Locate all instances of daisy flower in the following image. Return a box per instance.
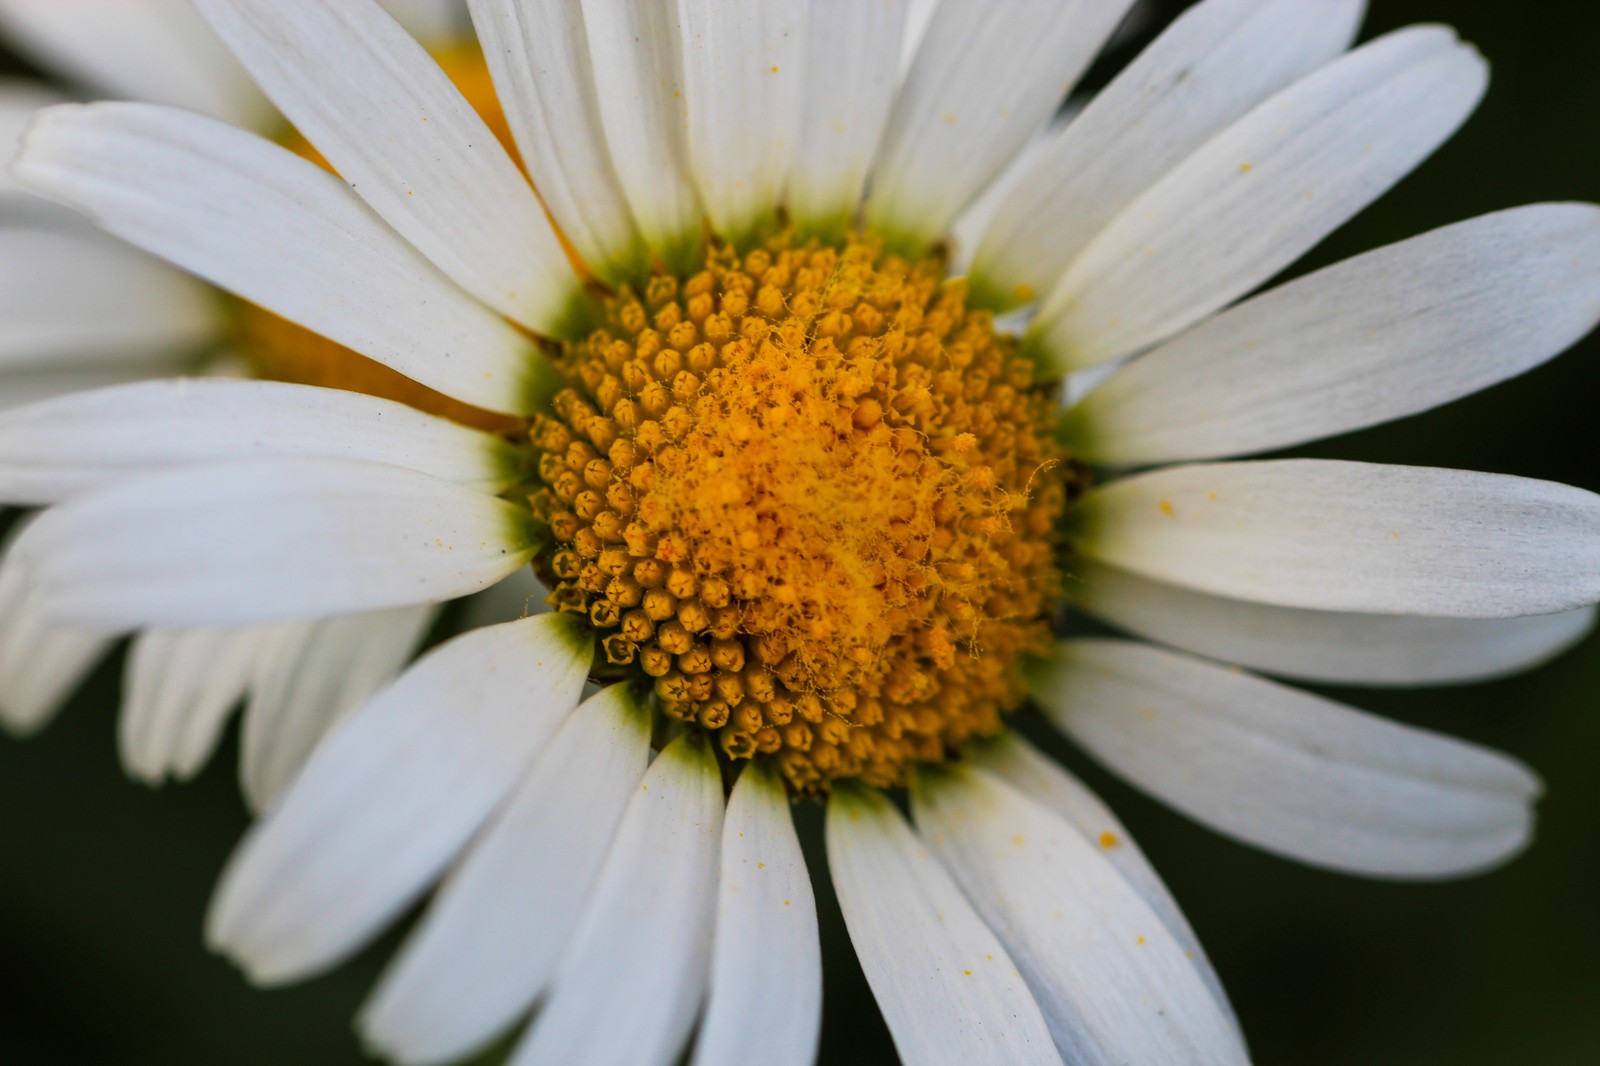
[8,0,1600,1063]
[0,0,550,810]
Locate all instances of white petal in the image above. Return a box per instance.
[971,0,1364,311]
[1070,204,1600,464]
[0,79,65,205]
[120,623,273,784]
[949,105,1081,278]
[361,683,652,1066]
[0,379,529,506]
[1035,638,1542,878]
[14,456,539,631]
[1029,25,1487,373]
[0,529,109,735]
[464,0,649,284]
[0,223,219,374]
[679,0,805,242]
[826,785,1062,1066]
[1065,360,1124,407]
[381,0,468,42]
[1071,459,1600,618]
[241,604,437,812]
[206,612,591,985]
[867,0,1137,252]
[510,734,724,1066]
[0,0,273,128]
[191,0,582,336]
[14,102,548,416]
[1075,559,1596,687]
[0,364,200,413]
[578,0,704,272]
[914,766,1249,1065]
[898,0,939,76]
[693,762,821,1066]
[786,0,907,237]
[968,732,1236,1024]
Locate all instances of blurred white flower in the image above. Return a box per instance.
[0,0,513,807]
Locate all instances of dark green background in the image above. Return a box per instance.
[4,2,1599,1062]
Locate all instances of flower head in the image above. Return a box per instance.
[5,0,1600,1064]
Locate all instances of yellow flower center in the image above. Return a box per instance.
[531,233,1073,792]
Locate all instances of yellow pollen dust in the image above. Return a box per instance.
[530,232,1073,792]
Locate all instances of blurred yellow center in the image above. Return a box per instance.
[531,233,1072,792]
